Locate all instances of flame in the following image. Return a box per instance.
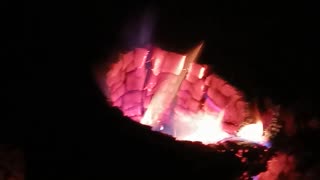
[110,43,268,145]
[237,120,265,143]
[140,78,266,145]
[141,104,267,145]
[176,110,230,144]
[141,84,266,145]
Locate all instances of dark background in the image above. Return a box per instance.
[5,0,320,179]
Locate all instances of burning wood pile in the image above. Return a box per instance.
[96,43,317,179]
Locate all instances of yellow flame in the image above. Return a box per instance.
[176,110,230,144]
[142,107,266,144]
[237,120,265,143]
[198,66,206,79]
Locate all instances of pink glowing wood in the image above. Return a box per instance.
[161,53,186,75]
[126,48,148,72]
[109,80,122,95]
[113,98,122,108]
[179,80,191,92]
[109,85,125,102]
[176,92,190,111]
[121,51,133,71]
[220,84,238,97]
[188,98,201,112]
[205,74,226,88]
[122,91,142,110]
[187,63,206,80]
[104,46,249,134]
[207,87,230,108]
[126,69,146,91]
[148,73,178,96]
[133,48,149,68]
[190,80,205,101]
[123,105,141,118]
[143,95,152,109]
[144,73,158,96]
[106,64,124,87]
[150,47,167,76]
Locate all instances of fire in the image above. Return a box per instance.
[141,103,266,145]
[176,110,230,144]
[95,32,287,178]
[237,120,265,143]
[104,43,270,146]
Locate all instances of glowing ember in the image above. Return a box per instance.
[102,43,270,146]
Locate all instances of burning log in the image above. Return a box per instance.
[97,43,281,178]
